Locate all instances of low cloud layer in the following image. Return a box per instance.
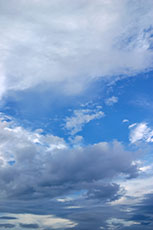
[0,114,152,228]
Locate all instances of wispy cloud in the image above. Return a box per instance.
[129,122,153,144]
[105,96,118,106]
[64,108,104,135]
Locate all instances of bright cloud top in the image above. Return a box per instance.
[0,0,153,98]
[129,122,153,144]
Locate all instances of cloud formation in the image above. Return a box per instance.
[105,96,118,106]
[0,114,138,205]
[129,122,153,144]
[0,0,153,98]
[64,108,104,135]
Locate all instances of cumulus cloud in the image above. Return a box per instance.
[64,108,104,135]
[105,96,118,106]
[0,114,138,205]
[129,122,153,144]
[0,0,153,98]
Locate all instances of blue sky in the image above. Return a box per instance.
[0,0,153,229]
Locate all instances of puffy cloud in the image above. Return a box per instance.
[2,114,151,229]
[64,108,104,135]
[86,183,122,202]
[105,96,118,106]
[0,114,138,204]
[129,122,153,144]
[0,0,153,98]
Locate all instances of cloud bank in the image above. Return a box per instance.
[0,0,153,98]
[0,114,138,204]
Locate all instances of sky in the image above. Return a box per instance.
[0,0,153,229]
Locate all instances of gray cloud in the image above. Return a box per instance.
[0,115,149,230]
[64,108,104,135]
[19,223,39,228]
[0,217,17,220]
[0,224,15,228]
[0,116,138,205]
[86,183,122,202]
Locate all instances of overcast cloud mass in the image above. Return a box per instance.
[0,0,153,229]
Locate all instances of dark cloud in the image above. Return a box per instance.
[86,183,123,201]
[0,224,15,228]
[19,223,39,228]
[128,193,153,228]
[0,118,147,229]
[0,217,17,220]
[0,119,139,203]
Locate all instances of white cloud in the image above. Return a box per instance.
[105,96,118,106]
[106,218,139,229]
[122,119,129,123]
[0,0,153,98]
[129,122,153,144]
[64,108,104,135]
[1,213,77,229]
[111,164,153,206]
[68,135,83,146]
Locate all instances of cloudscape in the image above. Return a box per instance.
[0,0,153,229]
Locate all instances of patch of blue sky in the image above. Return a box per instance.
[8,160,16,166]
[1,71,153,146]
[69,71,153,145]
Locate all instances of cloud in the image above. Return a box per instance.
[1,114,153,229]
[0,217,17,220]
[0,114,138,205]
[86,183,122,202]
[129,122,153,144]
[106,218,139,229]
[119,193,153,229]
[68,135,83,146]
[105,96,118,106]
[0,224,15,228]
[0,0,153,98]
[19,223,39,228]
[64,108,104,135]
[0,213,77,230]
[122,119,129,123]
